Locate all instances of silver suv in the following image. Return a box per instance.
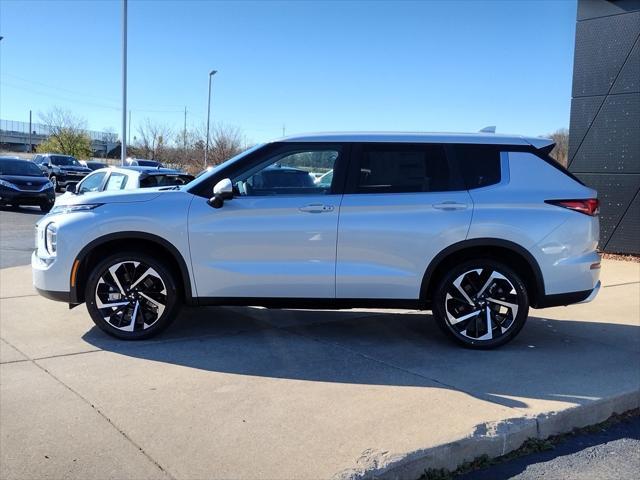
[32,132,601,348]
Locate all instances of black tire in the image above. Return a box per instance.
[85,251,180,340]
[40,202,53,213]
[432,259,529,349]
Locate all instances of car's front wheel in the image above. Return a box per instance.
[85,252,180,339]
[432,260,529,349]
[50,175,59,192]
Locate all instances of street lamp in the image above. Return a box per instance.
[121,0,128,166]
[204,69,217,167]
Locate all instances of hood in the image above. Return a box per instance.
[56,187,168,206]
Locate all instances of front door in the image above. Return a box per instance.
[188,144,345,299]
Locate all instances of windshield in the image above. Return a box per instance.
[51,155,81,166]
[187,143,264,190]
[135,160,161,167]
[0,159,44,176]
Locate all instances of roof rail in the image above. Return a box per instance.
[479,126,496,133]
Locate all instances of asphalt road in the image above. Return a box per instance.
[460,414,640,480]
[0,205,44,268]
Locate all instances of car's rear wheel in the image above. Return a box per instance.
[85,252,180,339]
[432,260,529,349]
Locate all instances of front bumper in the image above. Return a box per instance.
[0,187,55,206]
[32,251,73,303]
[35,286,71,303]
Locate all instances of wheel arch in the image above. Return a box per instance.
[70,231,195,306]
[420,238,545,307]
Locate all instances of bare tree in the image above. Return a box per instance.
[209,123,247,165]
[547,128,569,167]
[136,119,173,161]
[37,107,92,158]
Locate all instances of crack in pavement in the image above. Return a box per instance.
[0,336,176,479]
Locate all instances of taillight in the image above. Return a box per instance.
[545,199,599,216]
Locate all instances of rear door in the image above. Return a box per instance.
[336,142,473,299]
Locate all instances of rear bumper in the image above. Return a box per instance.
[534,280,601,308]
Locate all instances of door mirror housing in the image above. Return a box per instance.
[208,178,234,209]
[66,183,78,194]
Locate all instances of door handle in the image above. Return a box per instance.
[299,204,334,213]
[433,201,468,211]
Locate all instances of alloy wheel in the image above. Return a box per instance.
[443,268,520,341]
[95,260,168,332]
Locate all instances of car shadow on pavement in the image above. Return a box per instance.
[82,307,640,411]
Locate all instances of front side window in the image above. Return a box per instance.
[233,147,340,196]
[78,172,106,193]
[104,172,128,190]
[355,143,453,193]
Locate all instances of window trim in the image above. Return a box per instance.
[188,142,351,198]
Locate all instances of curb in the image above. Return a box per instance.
[333,390,640,480]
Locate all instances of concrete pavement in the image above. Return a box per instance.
[0,260,639,479]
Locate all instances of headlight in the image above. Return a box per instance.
[50,203,103,215]
[0,179,18,189]
[45,223,57,256]
[44,180,54,189]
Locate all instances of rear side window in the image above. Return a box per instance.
[105,172,128,190]
[355,143,454,193]
[453,145,501,189]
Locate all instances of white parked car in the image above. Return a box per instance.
[63,166,194,195]
[32,132,600,348]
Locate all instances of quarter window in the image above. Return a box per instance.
[453,145,501,189]
[356,143,453,193]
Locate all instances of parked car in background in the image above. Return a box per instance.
[0,156,55,212]
[83,160,109,171]
[32,132,600,348]
[65,166,194,195]
[32,153,92,192]
[125,158,163,168]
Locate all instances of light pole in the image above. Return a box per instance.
[204,69,217,167]
[121,0,128,166]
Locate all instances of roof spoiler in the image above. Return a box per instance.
[479,126,496,133]
[526,137,555,154]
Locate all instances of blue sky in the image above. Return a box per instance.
[0,0,577,143]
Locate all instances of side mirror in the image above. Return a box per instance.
[207,178,233,209]
[66,183,78,194]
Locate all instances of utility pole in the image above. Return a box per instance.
[28,110,32,152]
[128,110,131,144]
[204,69,217,167]
[282,124,286,137]
[183,106,187,150]
[121,0,128,166]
